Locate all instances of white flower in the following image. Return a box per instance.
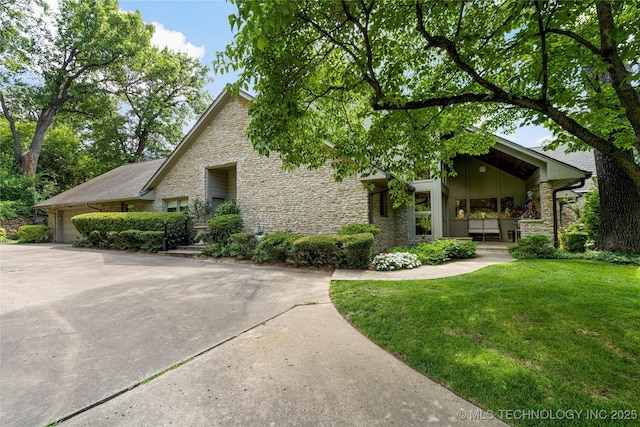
[373,252,421,271]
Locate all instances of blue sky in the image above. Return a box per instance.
[120,0,551,147]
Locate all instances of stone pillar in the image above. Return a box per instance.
[520,182,555,240]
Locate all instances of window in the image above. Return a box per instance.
[414,191,432,236]
[469,198,498,218]
[455,199,467,219]
[165,198,188,212]
[379,191,388,217]
[500,196,516,218]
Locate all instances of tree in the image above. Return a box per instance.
[89,46,212,164]
[218,0,640,253]
[0,0,152,177]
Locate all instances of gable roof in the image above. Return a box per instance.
[530,144,596,191]
[34,158,165,208]
[142,89,254,191]
[530,145,596,175]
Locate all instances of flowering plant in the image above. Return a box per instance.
[373,252,421,271]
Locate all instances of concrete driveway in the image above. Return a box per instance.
[1,244,330,426]
[1,244,505,427]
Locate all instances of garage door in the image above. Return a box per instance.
[60,208,93,243]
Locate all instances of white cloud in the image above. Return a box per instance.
[151,22,205,60]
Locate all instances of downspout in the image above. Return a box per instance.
[552,178,587,247]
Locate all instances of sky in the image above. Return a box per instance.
[117,0,552,148]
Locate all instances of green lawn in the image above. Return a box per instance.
[331,260,640,426]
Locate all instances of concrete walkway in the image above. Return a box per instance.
[332,251,515,281]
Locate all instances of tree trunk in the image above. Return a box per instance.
[22,105,58,177]
[594,150,640,254]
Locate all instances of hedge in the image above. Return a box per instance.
[17,225,50,243]
[252,232,300,263]
[71,212,190,248]
[291,233,375,269]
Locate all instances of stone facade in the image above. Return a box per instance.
[370,190,410,253]
[519,182,555,240]
[153,96,370,237]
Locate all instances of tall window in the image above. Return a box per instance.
[415,191,432,236]
[165,198,188,212]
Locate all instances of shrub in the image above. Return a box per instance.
[0,227,6,242]
[228,232,257,259]
[581,187,600,243]
[253,232,300,263]
[508,235,558,259]
[139,231,164,252]
[194,231,209,244]
[207,214,243,244]
[390,239,477,265]
[201,242,230,258]
[290,233,375,268]
[337,223,381,236]
[373,252,421,271]
[17,225,49,243]
[559,231,588,253]
[291,235,341,267]
[71,212,190,248]
[215,200,240,216]
[338,233,376,269]
[119,229,144,250]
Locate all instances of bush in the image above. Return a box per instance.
[508,235,558,259]
[390,239,476,265]
[559,231,588,253]
[228,232,257,259]
[71,212,190,248]
[291,233,375,268]
[252,232,300,263]
[373,252,421,271]
[581,187,600,243]
[215,200,240,216]
[291,235,341,267]
[338,233,376,269]
[194,231,209,244]
[201,242,230,258]
[17,225,49,243]
[0,227,6,242]
[337,223,381,236]
[207,214,243,244]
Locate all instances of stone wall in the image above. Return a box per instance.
[1,216,35,238]
[153,96,371,237]
[520,182,555,240]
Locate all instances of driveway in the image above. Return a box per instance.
[1,244,330,426]
[1,244,505,426]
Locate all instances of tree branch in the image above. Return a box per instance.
[545,28,601,55]
[534,0,549,100]
[0,91,23,166]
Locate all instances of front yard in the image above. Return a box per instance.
[331,260,640,426]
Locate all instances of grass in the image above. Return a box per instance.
[331,260,640,426]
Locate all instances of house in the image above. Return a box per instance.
[34,159,164,242]
[37,89,591,249]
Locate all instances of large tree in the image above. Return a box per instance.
[88,46,212,166]
[218,0,640,253]
[0,0,152,178]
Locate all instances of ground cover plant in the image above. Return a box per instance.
[383,239,477,268]
[331,260,640,426]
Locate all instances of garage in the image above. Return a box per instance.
[57,208,93,243]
